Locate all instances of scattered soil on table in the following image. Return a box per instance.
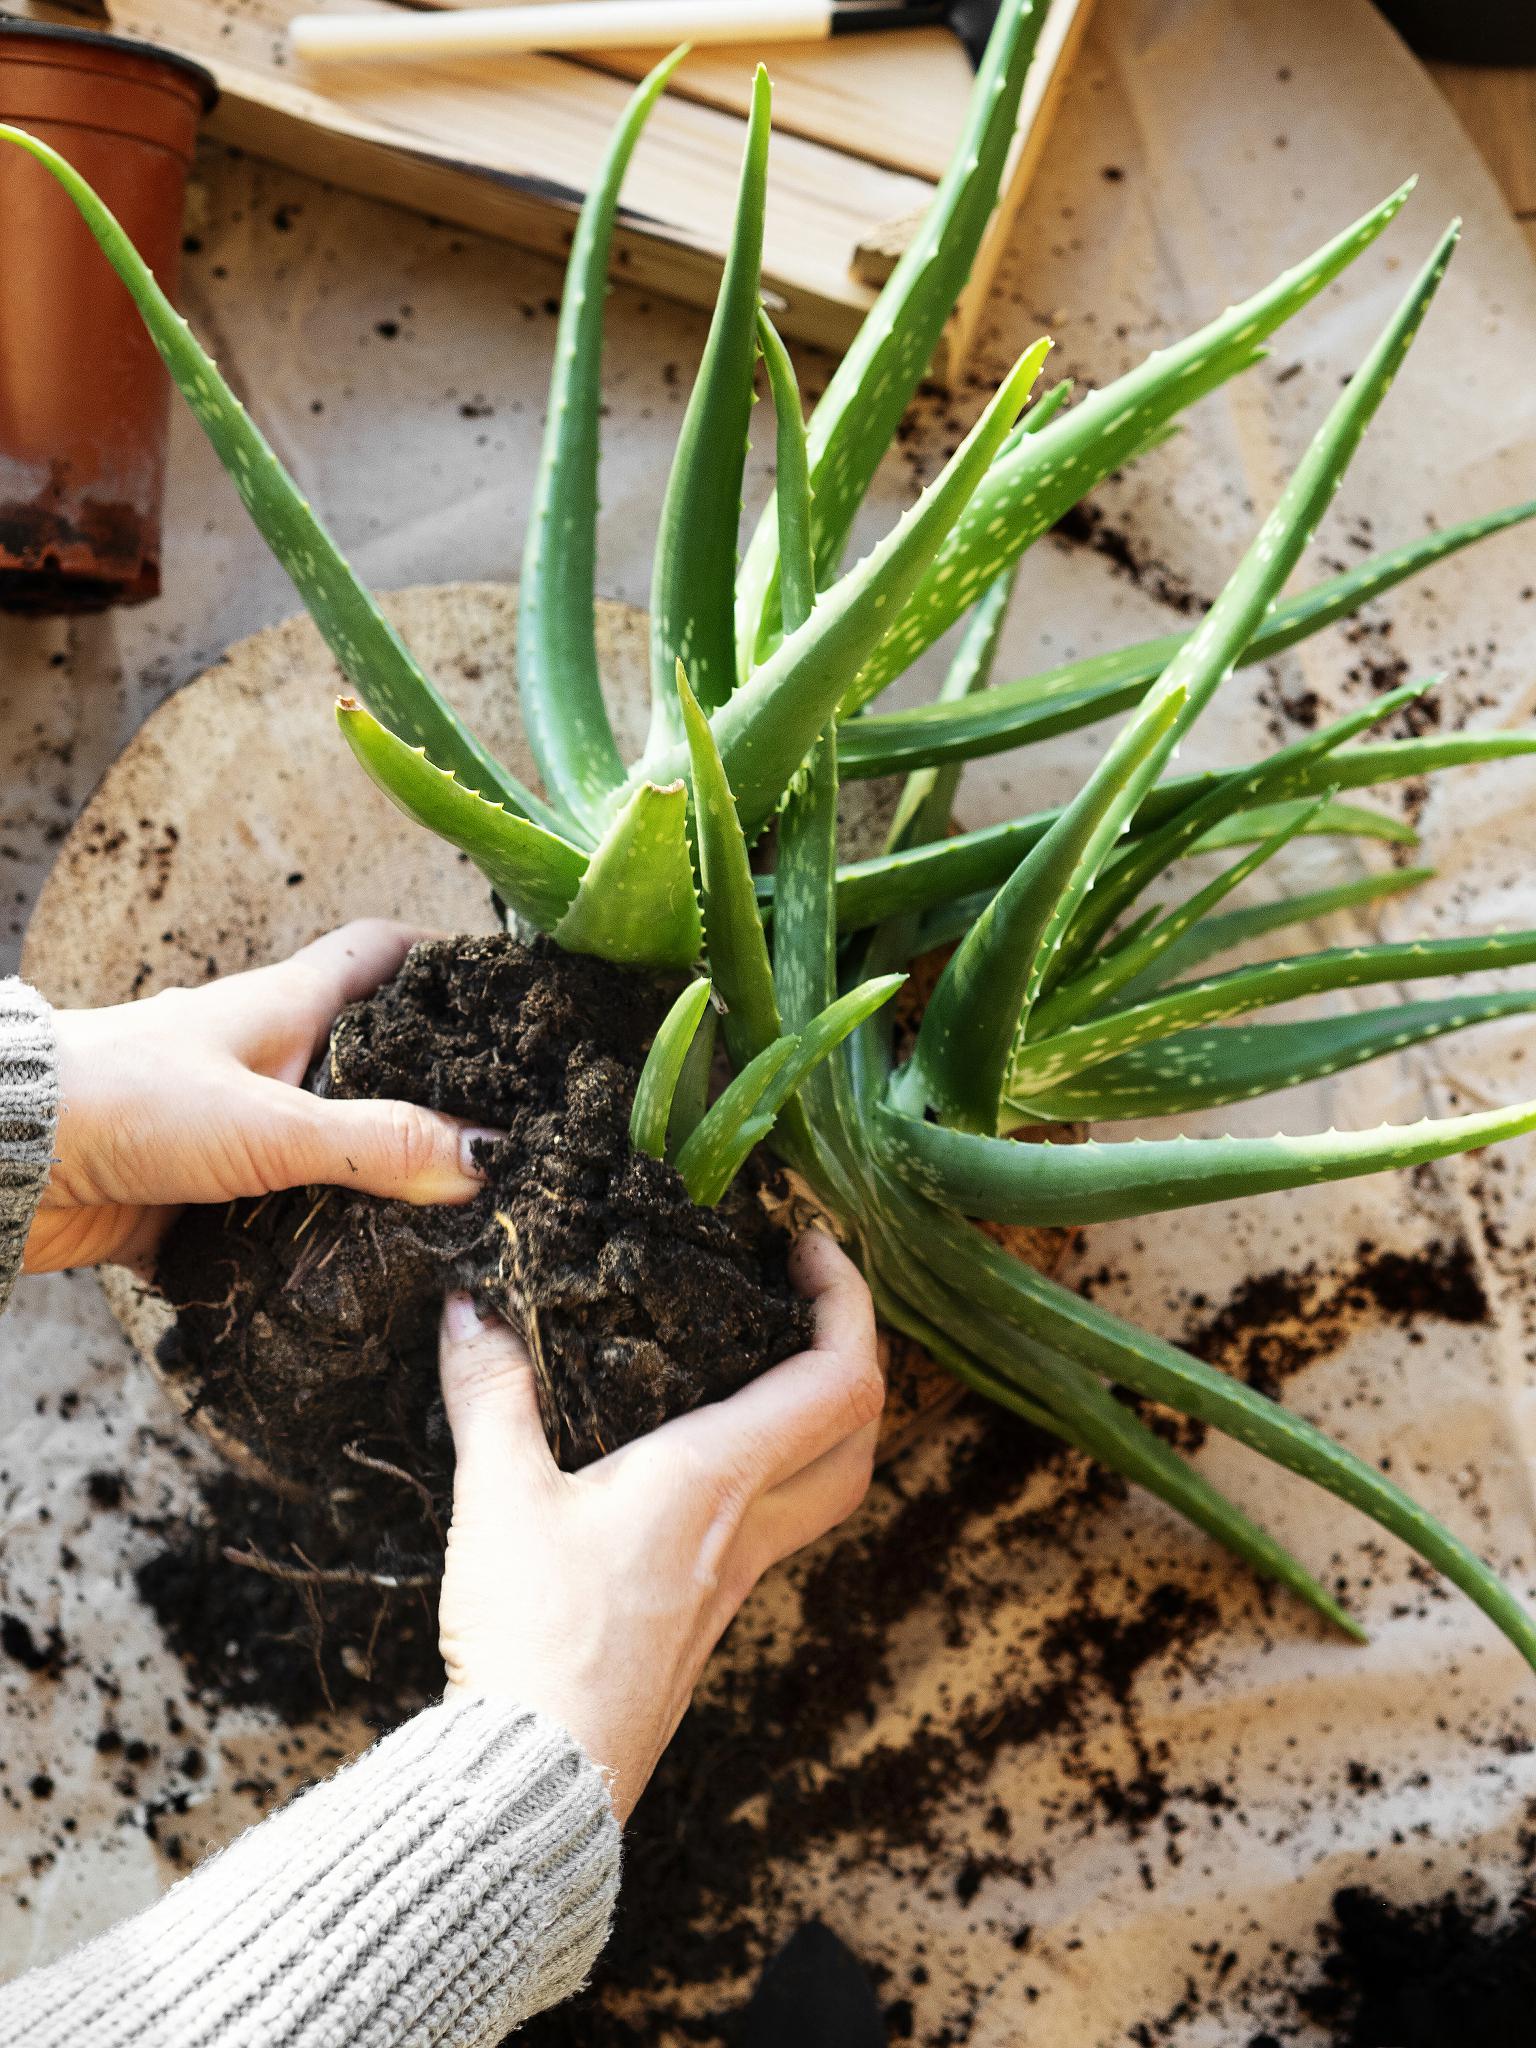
[138,1196,1502,2042]
[1051,501,1207,617]
[1252,1883,1536,2047]
[1176,1237,1489,1399]
[140,1398,1231,2044]
[154,936,810,1547]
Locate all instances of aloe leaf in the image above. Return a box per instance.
[771,726,880,1220]
[1110,867,1434,1005]
[869,1243,1360,1635]
[1201,796,1411,851]
[840,500,1536,777]
[672,1035,798,1203]
[899,689,1188,1133]
[631,978,714,1159]
[677,663,782,1068]
[873,1249,1362,1637]
[846,182,1420,707]
[811,729,1534,932]
[1279,730,1536,799]
[1014,922,1536,1094]
[1009,992,1536,1123]
[0,124,566,837]
[646,66,772,756]
[734,0,1050,672]
[667,999,717,1155]
[335,701,586,928]
[1047,678,1437,988]
[520,51,684,830]
[552,780,702,968]
[699,975,905,1203]
[683,339,1051,838]
[1035,792,1336,1038]
[931,1230,1536,1669]
[873,1089,1536,1225]
[886,565,1019,860]
[847,667,1160,779]
[772,727,844,1161]
[1071,222,1461,840]
[756,311,816,637]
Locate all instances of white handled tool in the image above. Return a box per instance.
[290,1,992,68]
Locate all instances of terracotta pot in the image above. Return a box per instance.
[0,22,215,615]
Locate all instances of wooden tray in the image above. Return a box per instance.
[18,0,1093,370]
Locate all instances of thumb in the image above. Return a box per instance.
[439,1291,553,1483]
[250,1079,499,1205]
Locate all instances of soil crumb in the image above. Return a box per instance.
[1254,1883,1536,2047]
[1180,1238,1488,1399]
[154,936,810,1530]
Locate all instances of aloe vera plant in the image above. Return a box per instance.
[14,0,1536,1666]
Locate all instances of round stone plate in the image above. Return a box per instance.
[22,583,1053,1468]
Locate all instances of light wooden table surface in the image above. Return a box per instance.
[1430,63,1536,257]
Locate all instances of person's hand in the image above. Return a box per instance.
[436,1228,882,1822]
[25,920,497,1275]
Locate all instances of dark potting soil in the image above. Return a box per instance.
[154,936,811,1535]
[1253,1884,1536,2047]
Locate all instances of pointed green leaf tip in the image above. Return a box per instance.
[336,701,586,930]
[631,978,714,1160]
[874,1091,1536,1227]
[520,48,687,830]
[646,62,772,755]
[552,780,703,968]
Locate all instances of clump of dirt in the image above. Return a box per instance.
[1051,501,1207,617]
[1178,1238,1488,1399]
[1254,1884,1536,2047]
[154,936,811,1535]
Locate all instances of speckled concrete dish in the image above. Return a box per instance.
[21,582,1063,1476]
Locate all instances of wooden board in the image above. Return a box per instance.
[17,0,1094,370]
[1429,61,1536,262]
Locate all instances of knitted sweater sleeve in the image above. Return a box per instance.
[0,1698,621,2047]
[0,979,59,1315]
[0,981,622,2043]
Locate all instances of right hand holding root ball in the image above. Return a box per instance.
[435,1228,882,1821]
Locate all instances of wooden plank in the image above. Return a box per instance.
[18,0,1091,369]
[572,31,977,183]
[1428,60,1536,264]
[1428,61,1536,216]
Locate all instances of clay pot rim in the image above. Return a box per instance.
[0,19,219,114]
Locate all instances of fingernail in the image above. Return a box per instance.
[458,1126,501,1181]
[444,1291,483,1343]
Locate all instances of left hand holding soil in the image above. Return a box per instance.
[24,920,500,1274]
[436,1228,884,1822]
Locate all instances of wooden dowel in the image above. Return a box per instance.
[292,0,836,63]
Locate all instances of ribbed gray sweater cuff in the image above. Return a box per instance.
[0,1695,621,2047]
[0,978,58,1312]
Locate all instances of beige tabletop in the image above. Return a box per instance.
[5,4,1536,2043]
